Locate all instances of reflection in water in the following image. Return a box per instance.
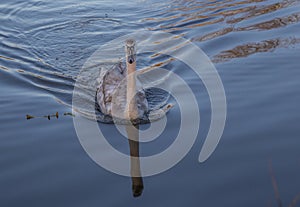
[143,0,268,32]
[212,37,300,62]
[193,27,234,42]
[145,0,298,32]
[143,0,300,63]
[226,0,299,24]
[195,12,300,42]
[238,12,300,31]
[269,160,300,206]
[126,125,144,197]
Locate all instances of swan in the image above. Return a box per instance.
[31,39,166,196]
[95,39,173,197]
[96,39,173,124]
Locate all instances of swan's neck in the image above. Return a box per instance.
[126,61,138,120]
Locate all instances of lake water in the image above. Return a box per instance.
[1,0,300,206]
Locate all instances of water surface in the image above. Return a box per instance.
[1,0,300,206]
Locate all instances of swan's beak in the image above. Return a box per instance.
[125,39,136,64]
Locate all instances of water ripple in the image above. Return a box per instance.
[1,0,300,205]
[212,36,300,62]
[1,0,300,107]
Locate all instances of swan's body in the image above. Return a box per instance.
[96,62,147,121]
[96,39,172,124]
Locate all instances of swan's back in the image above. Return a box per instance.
[96,62,148,121]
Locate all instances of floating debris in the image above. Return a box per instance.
[26,114,35,120]
[64,112,75,117]
[25,112,74,120]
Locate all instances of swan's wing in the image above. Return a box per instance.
[96,61,126,122]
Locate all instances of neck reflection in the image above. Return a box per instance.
[126,124,144,197]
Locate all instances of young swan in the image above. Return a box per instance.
[96,39,173,124]
[95,39,174,197]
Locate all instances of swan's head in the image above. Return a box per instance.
[125,39,136,64]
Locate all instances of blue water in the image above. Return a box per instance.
[1,0,300,206]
